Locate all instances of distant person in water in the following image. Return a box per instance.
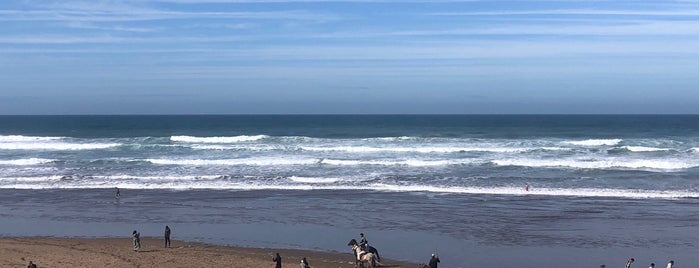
[666,260,674,268]
[625,258,635,268]
[525,184,529,191]
[27,261,37,268]
[273,253,282,268]
[164,225,171,248]
[115,187,120,199]
[428,254,440,268]
[132,230,141,251]
[300,257,310,268]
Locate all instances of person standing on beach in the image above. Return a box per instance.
[132,230,141,251]
[649,263,655,268]
[300,257,310,268]
[164,225,171,248]
[27,261,37,268]
[429,253,440,268]
[666,260,674,268]
[273,253,282,268]
[115,187,120,200]
[625,258,635,268]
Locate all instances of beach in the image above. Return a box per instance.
[0,237,417,268]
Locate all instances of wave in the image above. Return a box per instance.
[319,158,475,167]
[288,176,342,184]
[0,158,56,165]
[0,142,121,150]
[146,158,319,166]
[300,146,536,153]
[170,135,268,143]
[0,135,63,142]
[1,177,696,199]
[492,158,698,170]
[621,146,670,152]
[189,144,279,151]
[562,139,622,146]
[0,175,64,182]
[364,185,699,199]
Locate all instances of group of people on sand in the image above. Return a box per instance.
[131,225,172,252]
[272,252,310,268]
[600,258,674,268]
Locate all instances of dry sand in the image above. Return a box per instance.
[0,237,418,268]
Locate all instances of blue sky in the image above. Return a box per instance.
[1,0,698,114]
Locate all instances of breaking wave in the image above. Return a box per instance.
[170,135,268,143]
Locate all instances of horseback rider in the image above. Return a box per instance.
[359,233,368,249]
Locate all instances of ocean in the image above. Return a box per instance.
[1,115,698,267]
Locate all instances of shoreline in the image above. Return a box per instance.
[0,236,419,268]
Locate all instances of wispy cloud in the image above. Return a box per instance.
[431,9,699,16]
[0,8,339,22]
[66,22,159,32]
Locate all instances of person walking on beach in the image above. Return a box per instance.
[27,261,37,268]
[300,257,310,268]
[164,225,171,248]
[429,253,440,268]
[273,253,282,268]
[115,187,120,200]
[649,263,655,268]
[132,230,141,251]
[625,258,635,268]
[666,260,674,268]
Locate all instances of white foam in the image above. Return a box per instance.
[0,142,120,150]
[289,176,342,184]
[190,144,278,151]
[1,179,696,200]
[0,175,64,182]
[0,158,56,165]
[492,158,698,170]
[0,135,62,142]
[365,184,699,199]
[563,139,622,146]
[319,158,475,167]
[301,146,532,153]
[147,158,318,166]
[171,135,268,143]
[623,146,669,152]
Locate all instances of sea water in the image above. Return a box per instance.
[1,115,698,267]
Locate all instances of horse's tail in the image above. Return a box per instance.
[368,246,381,262]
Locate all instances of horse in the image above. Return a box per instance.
[348,239,380,268]
[348,239,381,261]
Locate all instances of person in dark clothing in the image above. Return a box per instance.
[625,258,635,268]
[273,253,282,268]
[27,261,37,268]
[428,254,440,268]
[164,225,171,248]
[115,187,120,200]
[132,230,141,251]
[359,233,368,249]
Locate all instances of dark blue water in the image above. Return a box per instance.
[1,115,698,267]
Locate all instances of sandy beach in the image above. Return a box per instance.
[0,237,418,268]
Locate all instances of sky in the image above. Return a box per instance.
[1,0,698,114]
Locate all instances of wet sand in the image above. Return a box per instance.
[0,237,418,268]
